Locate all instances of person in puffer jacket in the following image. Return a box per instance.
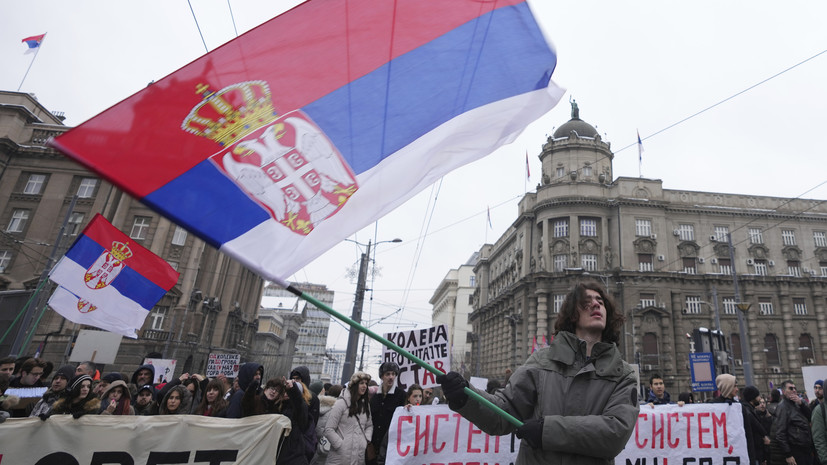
[310,390,340,465]
[438,280,640,465]
[324,372,372,465]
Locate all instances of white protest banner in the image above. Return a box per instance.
[386,404,519,465]
[144,357,176,384]
[617,403,748,465]
[207,353,242,378]
[383,324,450,389]
[0,414,290,464]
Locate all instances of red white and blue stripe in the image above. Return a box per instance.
[51,0,563,281]
[21,33,45,51]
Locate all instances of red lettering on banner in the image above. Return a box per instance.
[414,415,430,455]
[683,412,695,448]
[667,412,680,448]
[432,414,450,453]
[453,413,463,453]
[397,415,413,456]
[652,412,665,449]
[423,361,446,385]
[712,412,727,449]
[636,413,649,448]
[698,412,711,448]
[467,422,483,453]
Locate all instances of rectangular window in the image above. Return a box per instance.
[553,254,567,272]
[677,224,694,241]
[23,174,46,194]
[469,275,476,287]
[149,306,168,330]
[821,262,827,277]
[782,229,796,246]
[722,297,737,315]
[793,298,807,315]
[759,297,774,315]
[638,254,654,272]
[640,293,656,309]
[685,296,702,314]
[67,212,84,236]
[553,219,569,238]
[583,165,592,177]
[635,219,652,237]
[713,226,730,242]
[748,228,764,244]
[171,226,188,246]
[718,258,732,275]
[787,260,801,277]
[754,259,768,276]
[0,250,11,272]
[6,209,30,233]
[815,231,827,248]
[76,178,98,198]
[580,218,597,237]
[556,167,565,178]
[553,294,565,313]
[682,257,696,274]
[130,216,151,240]
[581,254,597,271]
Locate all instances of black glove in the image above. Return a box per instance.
[38,413,49,421]
[436,372,468,409]
[515,417,544,449]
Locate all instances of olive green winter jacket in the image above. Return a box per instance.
[453,330,639,465]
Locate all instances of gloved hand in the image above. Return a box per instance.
[436,371,469,409]
[38,413,49,421]
[515,417,544,449]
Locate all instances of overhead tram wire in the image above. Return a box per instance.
[187,0,210,53]
[399,179,443,314]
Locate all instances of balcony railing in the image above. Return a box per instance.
[142,329,172,341]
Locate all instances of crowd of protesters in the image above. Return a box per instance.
[0,354,444,465]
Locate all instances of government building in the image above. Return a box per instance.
[466,103,827,396]
[0,90,300,376]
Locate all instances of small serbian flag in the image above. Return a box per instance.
[21,34,46,53]
[48,214,180,338]
[526,151,531,180]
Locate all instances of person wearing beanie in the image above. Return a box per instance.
[772,379,813,465]
[29,364,75,418]
[368,362,405,465]
[810,379,824,416]
[49,374,100,419]
[309,380,324,396]
[711,374,757,465]
[740,386,769,465]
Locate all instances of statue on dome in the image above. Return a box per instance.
[569,97,579,119]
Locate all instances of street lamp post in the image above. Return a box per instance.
[727,233,755,386]
[340,237,401,385]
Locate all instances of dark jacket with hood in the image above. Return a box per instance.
[159,385,193,415]
[244,381,309,465]
[292,365,321,462]
[130,364,156,401]
[226,362,262,418]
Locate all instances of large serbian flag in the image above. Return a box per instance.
[50,0,563,282]
[48,214,180,338]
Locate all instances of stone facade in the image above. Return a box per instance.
[469,104,827,397]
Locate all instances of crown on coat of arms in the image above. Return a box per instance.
[181,81,278,147]
[109,241,133,262]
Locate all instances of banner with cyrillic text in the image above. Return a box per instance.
[0,414,290,464]
[207,353,242,378]
[617,403,748,465]
[386,404,519,465]
[383,324,450,389]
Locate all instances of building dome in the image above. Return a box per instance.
[552,99,599,138]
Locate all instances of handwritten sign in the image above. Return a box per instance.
[617,403,748,465]
[383,325,450,390]
[206,353,241,378]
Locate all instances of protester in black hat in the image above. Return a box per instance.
[368,361,405,465]
[741,385,770,465]
[29,364,75,418]
[50,374,100,419]
[134,384,158,415]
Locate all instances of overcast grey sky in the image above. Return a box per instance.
[3,2,827,365]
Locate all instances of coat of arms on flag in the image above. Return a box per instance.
[182,81,358,235]
[84,240,132,289]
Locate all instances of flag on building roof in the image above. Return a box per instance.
[525,151,531,180]
[50,0,563,282]
[48,214,180,338]
[21,34,46,53]
[637,130,644,162]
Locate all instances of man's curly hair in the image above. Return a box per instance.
[553,280,625,344]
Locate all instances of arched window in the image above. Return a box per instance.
[764,334,780,366]
[642,333,660,367]
[799,334,815,363]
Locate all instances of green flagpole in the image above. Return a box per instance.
[281,282,524,428]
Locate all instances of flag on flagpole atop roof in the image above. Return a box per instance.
[50,0,563,283]
[48,214,179,338]
[525,151,531,180]
[487,206,493,229]
[637,130,644,161]
[21,34,46,54]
